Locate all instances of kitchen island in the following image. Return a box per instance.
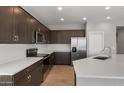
[73,54,124,86]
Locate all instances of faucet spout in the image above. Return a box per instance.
[102,47,111,58]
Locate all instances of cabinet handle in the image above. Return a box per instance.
[27,74,31,81]
[13,35,19,42]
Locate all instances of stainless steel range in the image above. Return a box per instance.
[26,48,49,57]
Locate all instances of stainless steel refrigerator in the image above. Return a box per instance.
[71,37,87,62]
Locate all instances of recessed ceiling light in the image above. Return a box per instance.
[105,6,111,10]
[83,17,87,21]
[106,16,111,19]
[58,7,63,11]
[60,18,64,21]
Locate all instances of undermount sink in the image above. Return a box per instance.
[93,56,109,60]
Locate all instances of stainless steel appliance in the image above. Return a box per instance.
[35,31,46,44]
[26,48,38,57]
[26,48,49,57]
[71,37,87,62]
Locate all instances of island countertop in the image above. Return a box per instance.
[73,54,124,85]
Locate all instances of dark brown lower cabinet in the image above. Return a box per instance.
[49,53,55,67]
[14,72,32,86]
[42,53,54,81]
[14,60,43,86]
[54,52,71,65]
[0,53,55,86]
[29,66,43,85]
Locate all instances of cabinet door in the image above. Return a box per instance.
[50,31,57,44]
[14,7,28,43]
[55,52,71,65]
[50,53,55,65]
[46,29,50,43]
[44,27,50,44]
[14,72,32,86]
[30,65,43,85]
[0,6,14,43]
[42,57,50,80]
[27,15,37,43]
[14,61,43,86]
[42,28,48,44]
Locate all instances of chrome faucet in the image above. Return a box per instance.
[102,47,111,58]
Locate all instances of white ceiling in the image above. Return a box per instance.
[22,6,124,30]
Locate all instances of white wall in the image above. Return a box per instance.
[48,24,85,30]
[87,20,118,55]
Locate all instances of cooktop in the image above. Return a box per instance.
[36,54,49,57]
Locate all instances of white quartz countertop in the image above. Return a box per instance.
[38,50,54,54]
[0,57,43,75]
[73,54,124,79]
[0,51,54,76]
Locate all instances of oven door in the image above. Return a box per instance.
[42,56,50,81]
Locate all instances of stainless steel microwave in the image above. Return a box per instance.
[35,31,46,43]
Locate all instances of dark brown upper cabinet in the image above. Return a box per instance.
[0,6,14,43]
[41,26,50,44]
[50,30,85,44]
[35,20,50,44]
[0,6,50,44]
[26,12,37,43]
[13,7,29,43]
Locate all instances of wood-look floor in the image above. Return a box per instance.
[42,65,74,86]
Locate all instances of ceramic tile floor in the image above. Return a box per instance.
[42,65,75,86]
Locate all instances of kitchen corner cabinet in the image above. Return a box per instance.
[0,6,50,44]
[36,21,50,44]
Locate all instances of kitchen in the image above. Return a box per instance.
[0,6,124,86]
